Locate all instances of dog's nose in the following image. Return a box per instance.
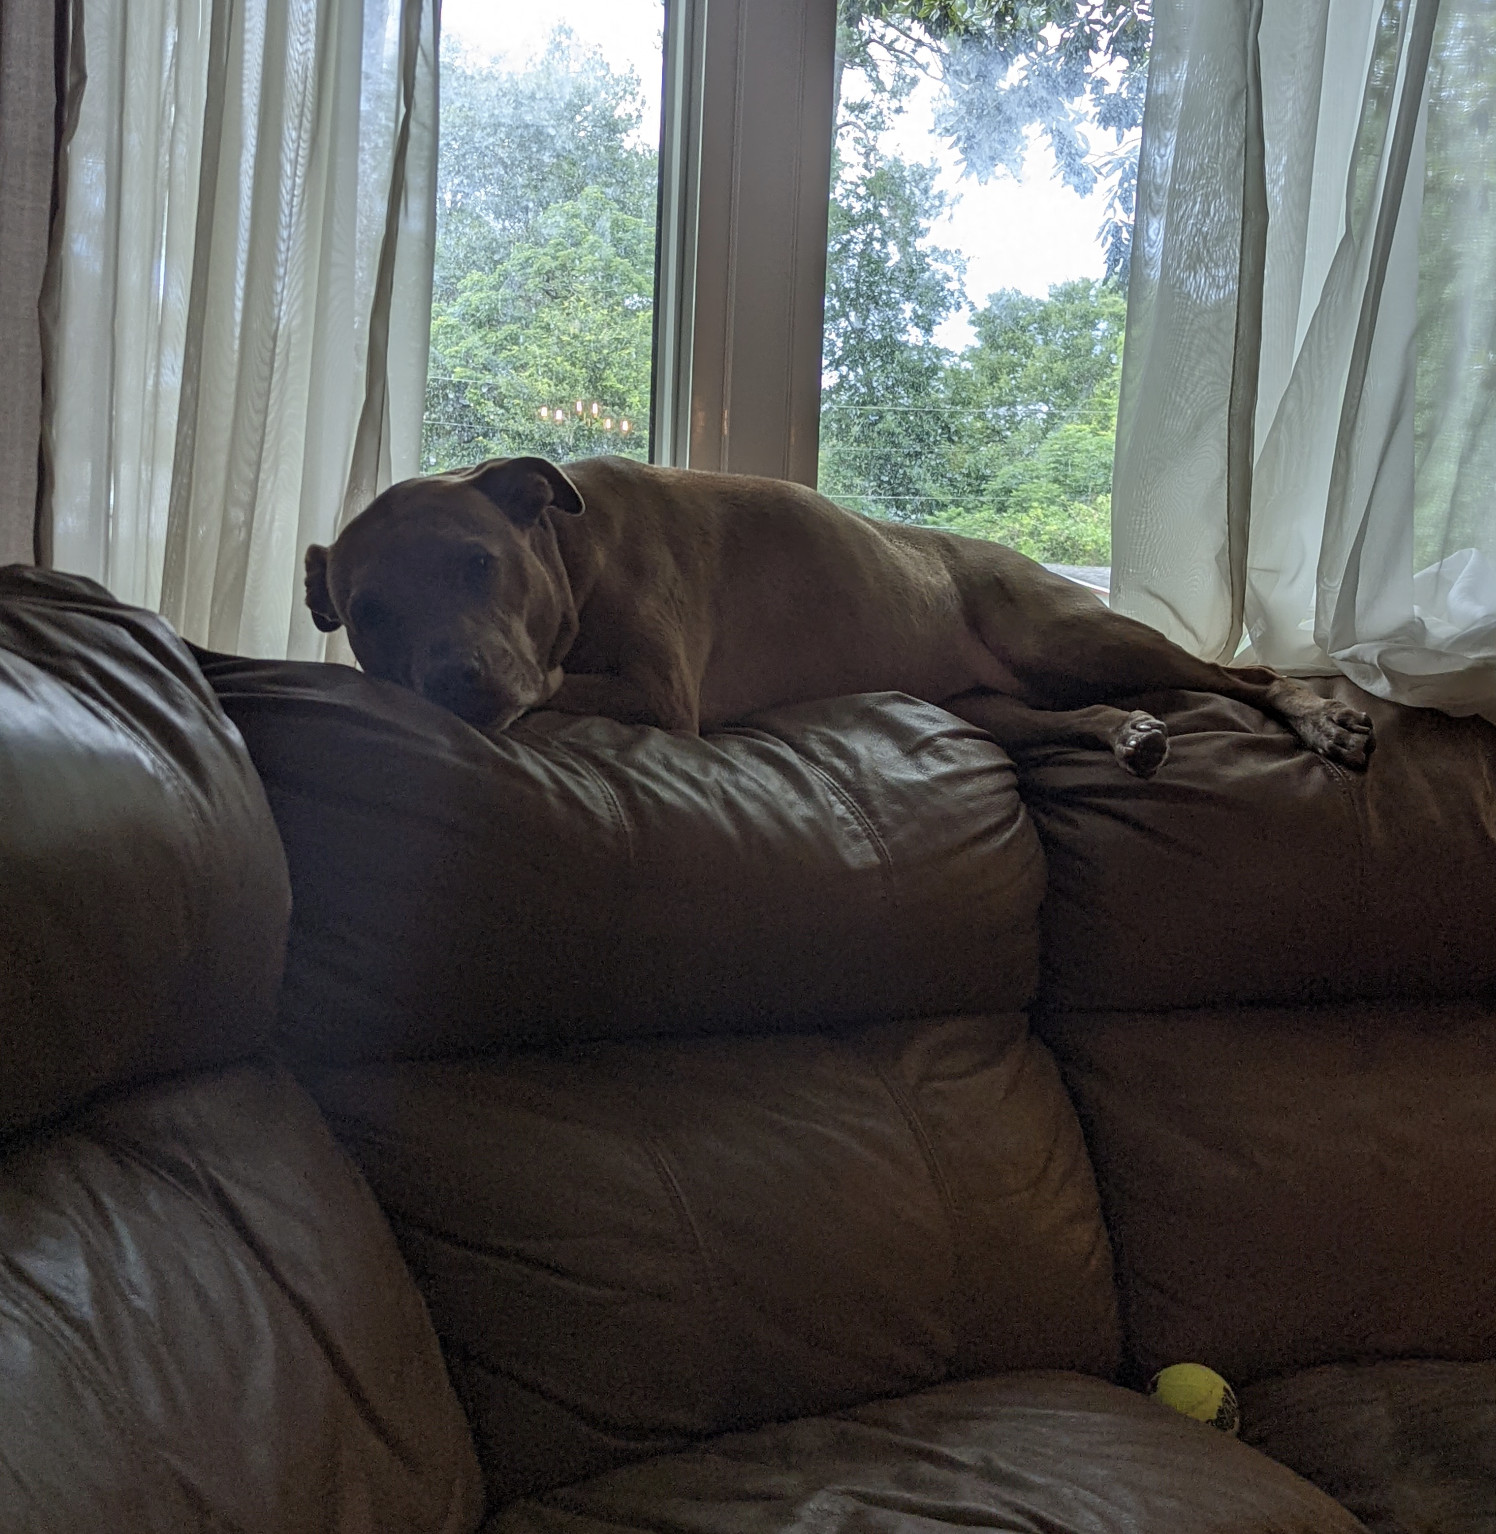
[422,657,505,725]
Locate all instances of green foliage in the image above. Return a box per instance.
[838,0,1151,278]
[432,30,656,292]
[933,424,1114,564]
[819,86,967,520]
[422,34,657,470]
[424,16,1136,569]
[425,187,654,467]
[936,278,1123,563]
[821,274,1124,563]
[816,2,1136,562]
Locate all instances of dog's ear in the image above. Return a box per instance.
[466,456,585,526]
[303,544,343,633]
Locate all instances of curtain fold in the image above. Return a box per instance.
[1113,0,1496,721]
[0,0,61,566]
[44,0,438,659]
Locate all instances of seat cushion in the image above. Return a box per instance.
[1241,1360,1496,1534]
[0,1064,483,1534]
[0,568,289,1132]
[1043,1002,1496,1386]
[487,1373,1364,1534]
[306,1013,1121,1503]
[200,653,1044,1062]
[947,678,1496,1012]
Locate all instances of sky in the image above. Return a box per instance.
[439,0,1116,353]
[876,74,1116,350]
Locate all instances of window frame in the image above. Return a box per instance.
[651,0,838,485]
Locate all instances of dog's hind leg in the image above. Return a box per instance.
[946,690,1170,778]
[969,569,1374,770]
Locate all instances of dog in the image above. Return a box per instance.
[302,454,1374,777]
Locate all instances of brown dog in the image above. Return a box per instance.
[303,454,1374,776]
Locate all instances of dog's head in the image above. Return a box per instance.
[304,456,585,730]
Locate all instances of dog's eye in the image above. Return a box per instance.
[465,548,494,589]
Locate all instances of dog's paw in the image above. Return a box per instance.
[1296,699,1375,770]
[1113,711,1169,778]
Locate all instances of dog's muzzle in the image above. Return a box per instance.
[421,657,513,728]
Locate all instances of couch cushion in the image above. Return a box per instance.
[199,654,1044,1063]
[1240,1360,1496,1534]
[1043,1002,1496,1386]
[0,1063,483,1534]
[306,1013,1120,1503]
[948,678,1496,1011]
[487,1374,1364,1534]
[0,568,290,1132]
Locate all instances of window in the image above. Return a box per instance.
[818,4,1152,595]
[422,1,667,471]
[44,0,1496,708]
[426,0,1155,600]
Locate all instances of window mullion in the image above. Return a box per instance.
[662,0,836,484]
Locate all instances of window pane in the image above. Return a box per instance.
[423,2,666,471]
[819,5,1153,597]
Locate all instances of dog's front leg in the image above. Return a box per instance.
[948,690,1170,777]
[541,671,699,732]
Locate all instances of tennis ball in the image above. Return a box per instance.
[1147,1363,1241,1435]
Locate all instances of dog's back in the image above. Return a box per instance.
[556,457,1031,721]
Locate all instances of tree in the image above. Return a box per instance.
[431,30,656,294]
[837,1,1152,279]
[423,34,658,471]
[425,188,655,468]
[818,87,967,520]
[956,279,1126,437]
[926,280,1124,562]
[817,2,1144,561]
[421,12,1141,568]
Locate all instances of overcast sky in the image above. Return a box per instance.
[440,0,1115,351]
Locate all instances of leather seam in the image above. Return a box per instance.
[790,753,896,892]
[439,1332,696,1449]
[386,1207,642,1299]
[553,743,635,864]
[641,1133,722,1313]
[868,1059,962,1226]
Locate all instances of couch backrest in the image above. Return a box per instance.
[308,1013,1122,1502]
[0,568,291,1133]
[1046,1001,1496,1387]
[204,649,1496,1472]
[1001,678,1496,1385]
[994,680,1496,1013]
[199,659,1120,1500]
[201,656,1046,1062]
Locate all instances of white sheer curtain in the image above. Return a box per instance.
[45,0,437,659]
[1113,0,1496,721]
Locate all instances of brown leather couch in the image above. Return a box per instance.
[4,564,1495,1534]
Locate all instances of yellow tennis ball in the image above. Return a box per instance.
[1147,1363,1241,1435]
